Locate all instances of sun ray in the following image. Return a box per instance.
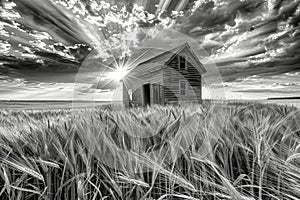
[96,77,116,91]
[105,67,129,82]
[125,73,145,83]
[125,49,150,71]
[96,62,117,72]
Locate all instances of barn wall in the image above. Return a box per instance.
[131,69,164,106]
[151,83,164,105]
[132,87,143,106]
[163,51,202,105]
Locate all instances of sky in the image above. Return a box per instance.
[0,0,300,100]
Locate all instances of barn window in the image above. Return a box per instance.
[179,80,187,96]
[179,56,187,70]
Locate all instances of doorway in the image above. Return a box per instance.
[143,83,151,106]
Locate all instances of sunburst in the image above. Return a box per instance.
[106,66,129,82]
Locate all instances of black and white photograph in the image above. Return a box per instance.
[0,0,300,199]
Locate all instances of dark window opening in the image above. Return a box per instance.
[143,83,151,106]
[179,56,187,70]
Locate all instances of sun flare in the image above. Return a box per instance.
[106,66,129,82]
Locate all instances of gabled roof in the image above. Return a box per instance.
[137,43,187,66]
[128,42,207,74]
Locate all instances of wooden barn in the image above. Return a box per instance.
[122,42,207,107]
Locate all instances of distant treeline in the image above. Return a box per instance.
[268,97,300,100]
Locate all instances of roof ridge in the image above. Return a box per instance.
[137,42,188,66]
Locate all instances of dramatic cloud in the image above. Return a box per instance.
[182,0,300,81]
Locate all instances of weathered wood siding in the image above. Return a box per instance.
[131,67,164,106]
[163,49,202,104]
[151,83,164,105]
[132,87,143,106]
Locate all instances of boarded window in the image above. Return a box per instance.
[179,81,186,96]
[179,56,187,70]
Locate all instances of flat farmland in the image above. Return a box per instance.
[0,102,300,199]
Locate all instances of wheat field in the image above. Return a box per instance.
[0,102,300,200]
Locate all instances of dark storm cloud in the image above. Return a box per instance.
[1,0,133,70]
[0,0,156,80]
[0,0,95,79]
[180,0,300,82]
[181,0,265,36]
[12,0,92,45]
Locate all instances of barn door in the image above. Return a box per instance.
[143,83,151,106]
[152,83,161,104]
